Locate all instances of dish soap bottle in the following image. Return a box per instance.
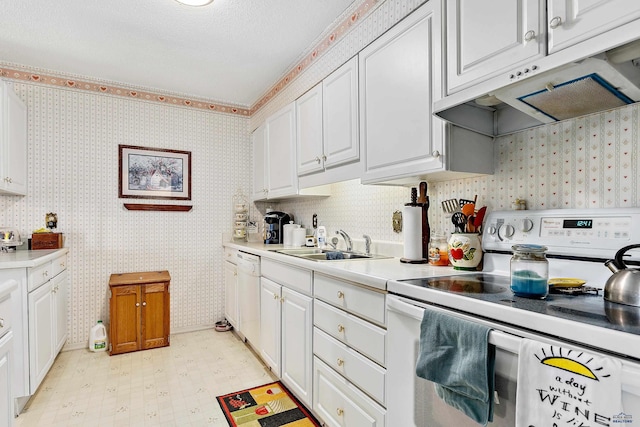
[317,226,327,249]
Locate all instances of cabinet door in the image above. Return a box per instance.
[281,287,313,408]
[0,332,13,427]
[28,281,54,392]
[266,102,298,199]
[360,0,445,184]
[260,277,281,377]
[252,124,267,201]
[548,0,640,53]
[446,0,544,94]
[141,282,170,350]
[110,285,141,355]
[224,261,238,329]
[323,57,359,168]
[52,270,68,354]
[296,83,324,176]
[0,81,27,196]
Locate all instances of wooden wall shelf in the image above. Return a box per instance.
[124,203,192,212]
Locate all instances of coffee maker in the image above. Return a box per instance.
[264,211,292,244]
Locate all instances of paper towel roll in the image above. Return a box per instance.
[403,206,423,260]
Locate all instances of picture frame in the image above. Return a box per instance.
[119,145,191,200]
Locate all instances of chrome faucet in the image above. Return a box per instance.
[363,234,371,255]
[336,229,353,252]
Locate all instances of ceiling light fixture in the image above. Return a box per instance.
[175,0,213,6]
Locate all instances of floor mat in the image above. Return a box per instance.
[216,381,321,427]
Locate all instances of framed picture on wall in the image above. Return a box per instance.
[118,145,192,200]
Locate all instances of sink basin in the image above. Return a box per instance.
[273,248,390,261]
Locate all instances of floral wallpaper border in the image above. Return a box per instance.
[0,0,379,117]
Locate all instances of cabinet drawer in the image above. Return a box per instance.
[28,261,52,292]
[314,273,385,326]
[314,327,386,405]
[313,356,386,427]
[51,254,67,277]
[224,247,238,265]
[314,299,386,366]
[0,289,13,338]
[262,258,312,295]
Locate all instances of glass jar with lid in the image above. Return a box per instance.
[428,232,449,266]
[510,244,549,299]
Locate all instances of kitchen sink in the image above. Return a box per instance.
[273,248,390,261]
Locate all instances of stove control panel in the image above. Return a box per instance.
[482,208,640,259]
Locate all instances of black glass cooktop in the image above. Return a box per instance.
[398,273,640,333]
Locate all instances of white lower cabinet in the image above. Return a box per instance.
[0,331,13,427]
[29,268,68,391]
[312,272,386,427]
[314,357,385,427]
[26,252,68,396]
[259,259,313,408]
[223,248,238,329]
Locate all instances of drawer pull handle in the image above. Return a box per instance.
[43,271,48,277]
[136,302,140,307]
[142,302,147,306]
[337,324,345,332]
[336,408,344,416]
[0,318,4,328]
[337,358,344,366]
[337,291,344,299]
[274,293,279,299]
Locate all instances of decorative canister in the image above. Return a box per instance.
[448,233,482,270]
[510,244,549,299]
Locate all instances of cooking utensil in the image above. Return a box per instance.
[604,244,640,307]
[451,212,467,233]
[474,206,487,229]
[461,203,475,217]
[459,195,477,210]
[466,215,476,233]
[441,199,458,213]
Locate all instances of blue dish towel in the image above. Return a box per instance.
[325,251,344,260]
[415,308,496,426]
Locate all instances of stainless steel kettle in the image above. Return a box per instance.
[604,244,640,307]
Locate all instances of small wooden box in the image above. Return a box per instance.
[31,233,63,250]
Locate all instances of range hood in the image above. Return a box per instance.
[435,40,640,137]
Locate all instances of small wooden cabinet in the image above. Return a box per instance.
[108,271,170,356]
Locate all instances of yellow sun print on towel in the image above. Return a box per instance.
[535,346,610,381]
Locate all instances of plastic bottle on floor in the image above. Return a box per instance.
[89,320,107,352]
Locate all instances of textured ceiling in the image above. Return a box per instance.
[0,0,357,107]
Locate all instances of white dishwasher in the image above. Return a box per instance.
[236,251,260,350]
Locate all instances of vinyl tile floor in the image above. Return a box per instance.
[15,329,276,427]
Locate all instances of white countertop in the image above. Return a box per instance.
[223,240,457,290]
[0,248,69,269]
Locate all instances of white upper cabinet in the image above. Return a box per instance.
[296,83,324,176]
[322,56,359,169]
[446,0,545,94]
[360,0,443,183]
[0,80,27,196]
[547,0,640,53]
[359,0,492,184]
[252,123,267,201]
[265,103,298,199]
